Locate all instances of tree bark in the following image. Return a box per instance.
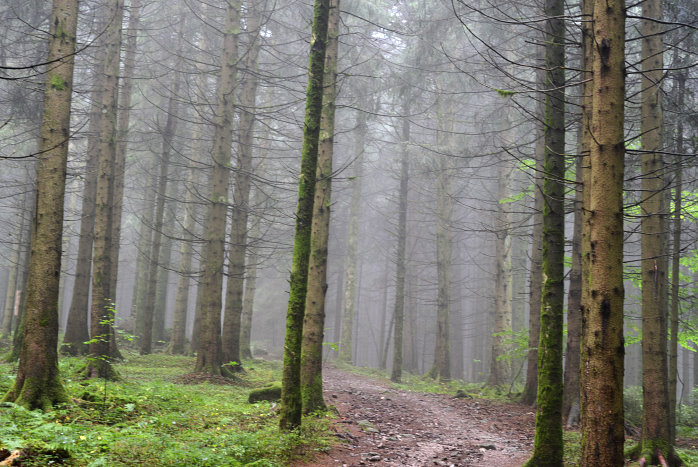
[195,0,241,375]
[85,0,125,380]
[391,96,410,383]
[525,0,565,460]
[221,1,263,369]
[279,0,330,430]
[300,0,339,414]
[338,112,366,364]
[2,0,78,409]
[580,0,626,462]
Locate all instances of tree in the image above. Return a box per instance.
[194,0,241,375]
[636,0,676,461]
[300,0,340,414]
[525,0,565,460]
[221,0,264,368]
[279,0,331,430]
[579,0,626,462]
[85,0,125,379]
[2,0,78,409]
[338,112,365,364]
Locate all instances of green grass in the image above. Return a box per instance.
[0,354,334,466]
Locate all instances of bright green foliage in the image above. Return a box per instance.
[0,355,334,466]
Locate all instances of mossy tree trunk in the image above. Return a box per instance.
[86,0,125,380]
[132,157,157,336]
[525,0,565,461]
[300,0,339,414]
[2,0,78,409]
[279,0,330,431]
[221,1,263,370]
[580,0,626,462]
[194,0,241,375]
[391,96,410,384]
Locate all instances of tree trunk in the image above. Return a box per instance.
[638,0,673,461]
[520,44,545,406]
[2,0,78,409]
[525,0,565,461]
[488,150,513,387]
[338,112,366,364]
[300,0,339,414]
[279,0,330,430]
[221,2,263,370]
[562,140,583,424]
[391,97,410,383]
[195,0,242,375]
[109,0,142,313]
[85,0,125,380]
[1,191,31,339]
[140,31,184,355]
[580,0,626,462]
[669,71,685,443]
[430,93,454,382]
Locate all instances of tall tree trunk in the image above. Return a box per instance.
[140,30,184,354]
[153,208,174,344]
[488,150,513,387]
[525,0,565,460]
[391,96,410,383]
[300,0,339,413]
[2,0,78,409]
[195,0,241,375]
[1,191,31,339]
[86,0,125,380]
[279,0,330,430]
[60,16,108,354]
[580,0,626,462]
[638,0,673,461]
[109,0,142,312]
[430,94,454,382]
[669,71,685,444]
[338,111,366,364]
[132,158,157,336]
[562,128,584,422]
[221,1,263,369]
[520,45,545,406]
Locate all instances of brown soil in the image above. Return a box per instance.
[295,366,535,467]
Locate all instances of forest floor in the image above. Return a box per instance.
[295,366,536,467]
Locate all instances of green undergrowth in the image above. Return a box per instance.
[0,354,334,466]
[333,362,515,402]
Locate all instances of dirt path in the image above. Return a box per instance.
[296,366,535,467]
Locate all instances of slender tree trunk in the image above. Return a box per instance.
[153,208,174,344]
[489,150,513,387]
[195,0,242,375]
[1,191,31,339]
[638,0,673,461]
[109,0,142,312]
[580,0,626,462]
[2,0,78,409]
[391,97,410,383]
[300,0,339,413]
[429,92,454,382]
[338,112,366,364]
[86,0,125,380]
[525,0,565,460]
[521,46,545,406]
[221,2,263,369]
[132,158,157,336]
[140,32,184,354]
[279,0,330,430]
[669,71,685,444]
